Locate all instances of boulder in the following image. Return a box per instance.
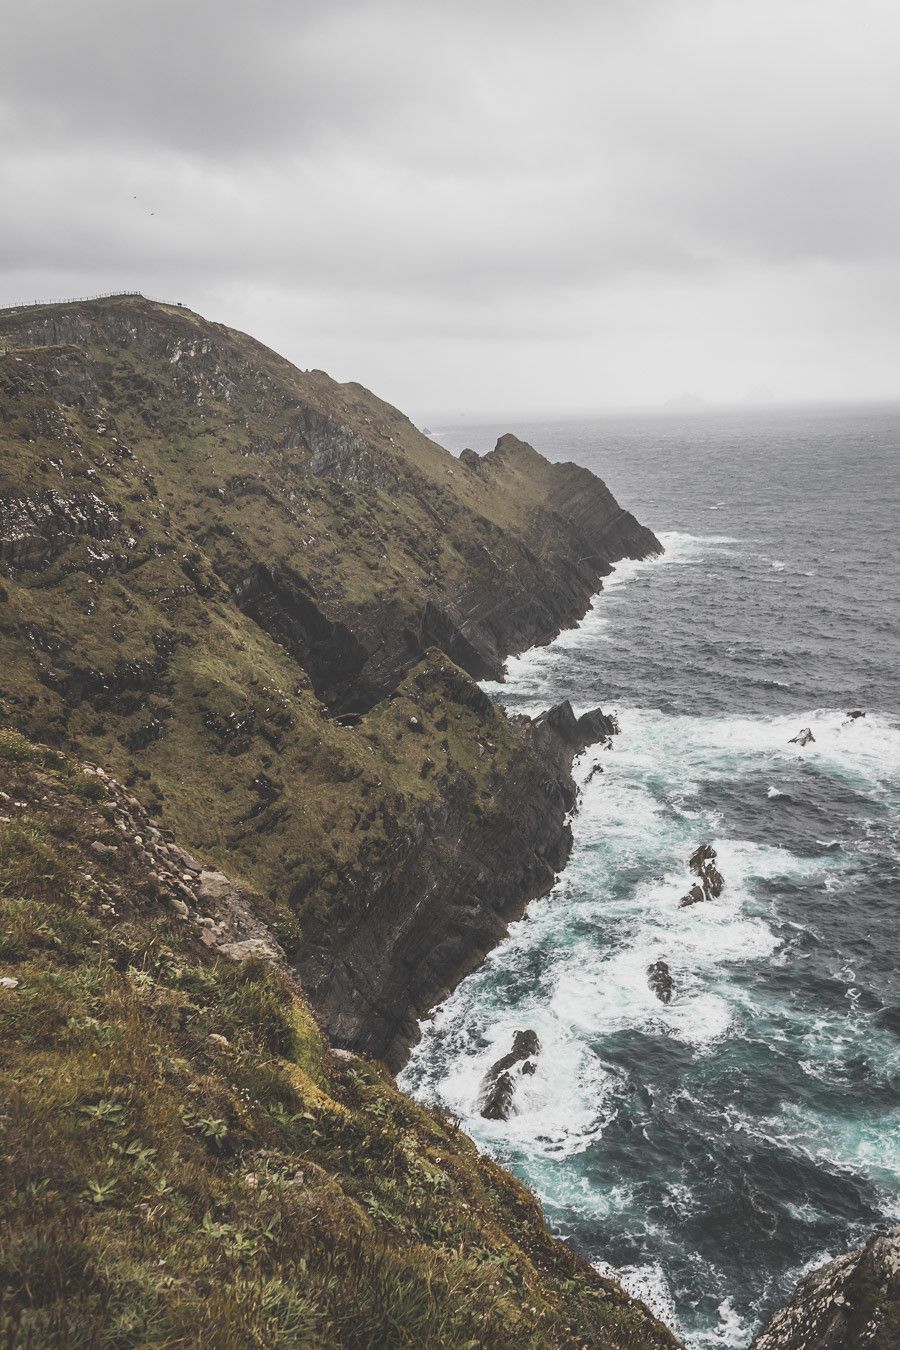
[789,727,815,746]
[479,1028,541,1120]
[846,709,866,720]
[679,883,706,909]
[647,960,675,1004]
[689,843,717,875]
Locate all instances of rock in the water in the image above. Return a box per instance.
[479,1029,541,1120]
[681,844,726,907]
[789,727,815,746]
[846,709,866,720]
[648,960,675,1003]
[576,708,620,745]
[752,1224,900,1349]
[487,1028,540,1077]
[689,843,717,874]
[481,1070,516,1121]
[701,864,725,899]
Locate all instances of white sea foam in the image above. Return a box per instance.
[404,517,900,1347]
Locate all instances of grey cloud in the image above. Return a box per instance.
[1,0,898,414]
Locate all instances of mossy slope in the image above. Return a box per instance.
[0,731,678,1348]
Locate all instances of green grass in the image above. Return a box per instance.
[0,735,677,1348]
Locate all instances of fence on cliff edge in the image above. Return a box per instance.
[0,291,186,314]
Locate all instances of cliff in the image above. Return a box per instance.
[0,295,674,1343]
[0,728,678,1347]
[0,294,660,1065]
[753,1227,900,1350]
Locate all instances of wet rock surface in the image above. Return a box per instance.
[647,959,675,1003]
[480,1029,542,1120]
[679,843,726,908]
[790,727,815,746]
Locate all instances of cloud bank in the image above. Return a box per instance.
[2,0,898,416]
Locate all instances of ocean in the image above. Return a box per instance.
[401,404,900,1347]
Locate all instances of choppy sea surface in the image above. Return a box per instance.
[401,405,900,1347]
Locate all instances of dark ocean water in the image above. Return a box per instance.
[402,405,900,1347]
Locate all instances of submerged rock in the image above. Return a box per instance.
[753,1224,900,1349]
[847,709,866,720]
[647,960,675,1004]
[789,727,815,746]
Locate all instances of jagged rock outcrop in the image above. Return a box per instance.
[753,1226,900,1349]
[790,728,815,746]
[679,843,725,908]
[648,959,675,1004]
[480,1029,542,1120]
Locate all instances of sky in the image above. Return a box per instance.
[1,0,898,420]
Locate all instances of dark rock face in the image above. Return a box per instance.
[648,960,675,1003]
[679,844,725,908]
[790,727,815,746]
[847,709,866,720]
[482,1070,516,1121]
[234,563,371,709]
[295,700,608,1070]
[753,1225,900,1349]
[0,489,119,568]
[480,1029,542,1120]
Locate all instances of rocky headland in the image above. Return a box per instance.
[1,294,881,1347]
[0,295,679,1345]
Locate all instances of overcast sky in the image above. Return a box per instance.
[2,0,898,419]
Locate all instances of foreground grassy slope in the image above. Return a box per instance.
[0,730,677,1348]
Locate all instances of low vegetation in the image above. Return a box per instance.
[0,731,677,1347]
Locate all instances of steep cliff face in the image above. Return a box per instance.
[296,664,618,1069]
[753,1227,900,1349]
[0,294,660,1061]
